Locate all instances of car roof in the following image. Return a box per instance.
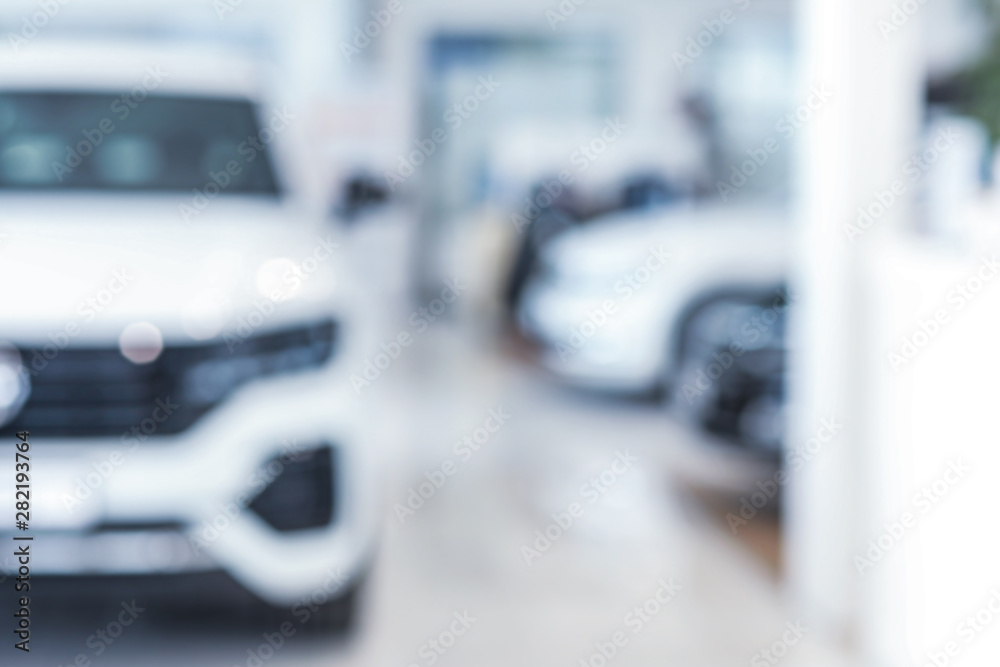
[0,38,264,99]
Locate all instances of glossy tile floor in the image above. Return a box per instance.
[13,326,851,666]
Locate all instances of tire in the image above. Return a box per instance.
[240,572,366,638]
[669,290,787,458]
[301,575,362,636]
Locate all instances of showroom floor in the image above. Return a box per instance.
[19,326,851,667]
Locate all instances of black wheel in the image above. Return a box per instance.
[240,572,366,638]
[301,575,362,636]
[670,290,788,458]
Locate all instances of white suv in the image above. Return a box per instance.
[517,203,790,454]
[0,41,382,627]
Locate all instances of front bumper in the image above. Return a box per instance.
[0,368,380,607]
[517,282,667,394]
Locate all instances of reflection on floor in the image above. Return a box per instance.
[334,326,849,667]
[15,325,851,667]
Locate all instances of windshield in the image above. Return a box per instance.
[0,92,280,194]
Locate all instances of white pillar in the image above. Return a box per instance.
[786,0,923,663]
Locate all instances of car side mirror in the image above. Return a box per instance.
[333,173,390,224]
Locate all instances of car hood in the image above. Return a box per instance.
[0,194,343,345]
[540,203,790,278]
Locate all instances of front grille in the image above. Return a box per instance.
[10,319,337,438]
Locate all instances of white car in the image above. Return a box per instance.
[517,203,790,453]
[0,41,382,628]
